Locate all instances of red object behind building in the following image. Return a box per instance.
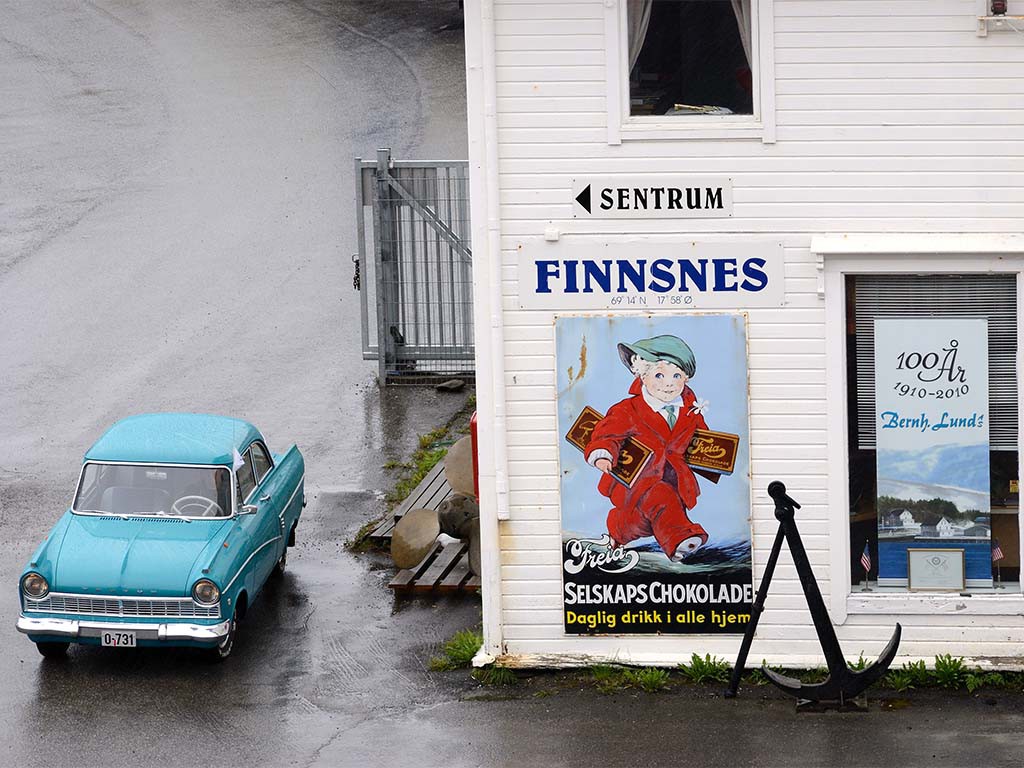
[470,412,479,498]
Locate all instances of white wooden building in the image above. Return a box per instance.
[464,0,1024,669]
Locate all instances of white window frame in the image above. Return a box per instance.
[818,234,1024,623]
[605,0,776,145]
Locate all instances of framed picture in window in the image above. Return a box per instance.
[907,549,966,592]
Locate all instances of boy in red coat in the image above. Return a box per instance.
[585,334,710,561]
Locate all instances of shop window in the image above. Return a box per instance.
[627,0,753,117]
[846,274,1019,594]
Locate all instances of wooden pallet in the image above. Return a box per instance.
[388,540,480,594]
[367,462,455,544]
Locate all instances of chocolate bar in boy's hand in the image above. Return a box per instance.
[565,406,653,487]
[566,405,738,487]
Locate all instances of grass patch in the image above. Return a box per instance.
[625,667,671,693]
[429,628,483,671]
[473,666,518,687]
[588,665,670,694]
[347,396,475,552]
[678,653,731,685]
[345,516,387,553]
[383,400,476,511]
[591,664,627,694]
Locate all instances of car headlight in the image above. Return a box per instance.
[191,579,220,605]
[21,573,49,599]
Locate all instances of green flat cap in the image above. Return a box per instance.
[617,334,696,377]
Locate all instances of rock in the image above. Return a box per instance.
[437,493,479,538]
[466,517,481,577]
[390,508,440,569]
[435,378,465,392]
[444,435,476,496]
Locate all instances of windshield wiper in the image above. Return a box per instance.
[77,509,122,518]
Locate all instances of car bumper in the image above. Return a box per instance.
[17,615,232,644]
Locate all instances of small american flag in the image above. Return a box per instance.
[993,539,1005,563]
[860,542,872,574]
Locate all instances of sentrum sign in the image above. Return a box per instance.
[572,177,733,219]
[517,240,784,310]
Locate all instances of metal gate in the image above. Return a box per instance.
[354,149,474,385]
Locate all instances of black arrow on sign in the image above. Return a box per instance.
[574,184,592,214]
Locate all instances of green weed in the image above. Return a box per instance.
[678,653,731,684]
[743,668,771,686]
[934,654,968,690]
[850,653,868,671]
[591,664,627,694]
[966,672,1007,693]
[625,667,671,693]
[472,666,518,687]
[884,670,917,693]
[797,666,828,683]
[900,660,931,688]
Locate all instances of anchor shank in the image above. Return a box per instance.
[778,507,847,674]
[726,523,787,697]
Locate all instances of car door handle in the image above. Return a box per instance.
[259,494,272,503]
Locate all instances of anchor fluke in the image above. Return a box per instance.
[762,622,901,702]
[726,481,902,704]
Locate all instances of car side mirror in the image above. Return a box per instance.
[239,504,259,516]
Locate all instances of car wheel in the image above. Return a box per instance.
[206,609,237,662]
[274,546,287,576]
[36,642,69,659]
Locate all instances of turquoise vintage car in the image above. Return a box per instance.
[16,413,305,661]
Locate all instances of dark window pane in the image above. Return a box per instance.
[251,443,272,483]
[629,0,754,117]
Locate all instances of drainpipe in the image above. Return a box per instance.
[465,0,507,662]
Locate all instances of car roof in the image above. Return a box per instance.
[84,413,264,466]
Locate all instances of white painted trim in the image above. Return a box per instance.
[756,0,776,145]
[824,263,850,624]
[1018,269,1024,587]
[496,652,1024,672]
[813,233,1024,256]
[818,241,1024,622]
[847,592,1024,615]
[465,0,505,659]
[604,0,622,146]
[606,0,774,144]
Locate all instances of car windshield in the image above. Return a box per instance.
[74,463,232,518]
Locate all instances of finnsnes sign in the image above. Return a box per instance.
[517,240,784,310]
[572,177,733,219]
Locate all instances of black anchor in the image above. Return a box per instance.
[725,481,902,705]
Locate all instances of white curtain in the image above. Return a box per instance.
[730,0,752,67]
[627,0,653,74]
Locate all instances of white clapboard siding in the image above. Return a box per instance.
[486,0,1024,666]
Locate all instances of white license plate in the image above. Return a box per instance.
[101,631,136,648]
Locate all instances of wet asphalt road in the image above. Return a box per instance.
[0,1,479,765]
[5,2,1024,767]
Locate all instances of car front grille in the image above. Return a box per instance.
[25,593,219,619]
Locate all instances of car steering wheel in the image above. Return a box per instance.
[170,495,224,518]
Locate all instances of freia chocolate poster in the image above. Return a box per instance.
[556,314,753,634]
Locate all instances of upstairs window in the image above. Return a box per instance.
[628,0,753,117]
